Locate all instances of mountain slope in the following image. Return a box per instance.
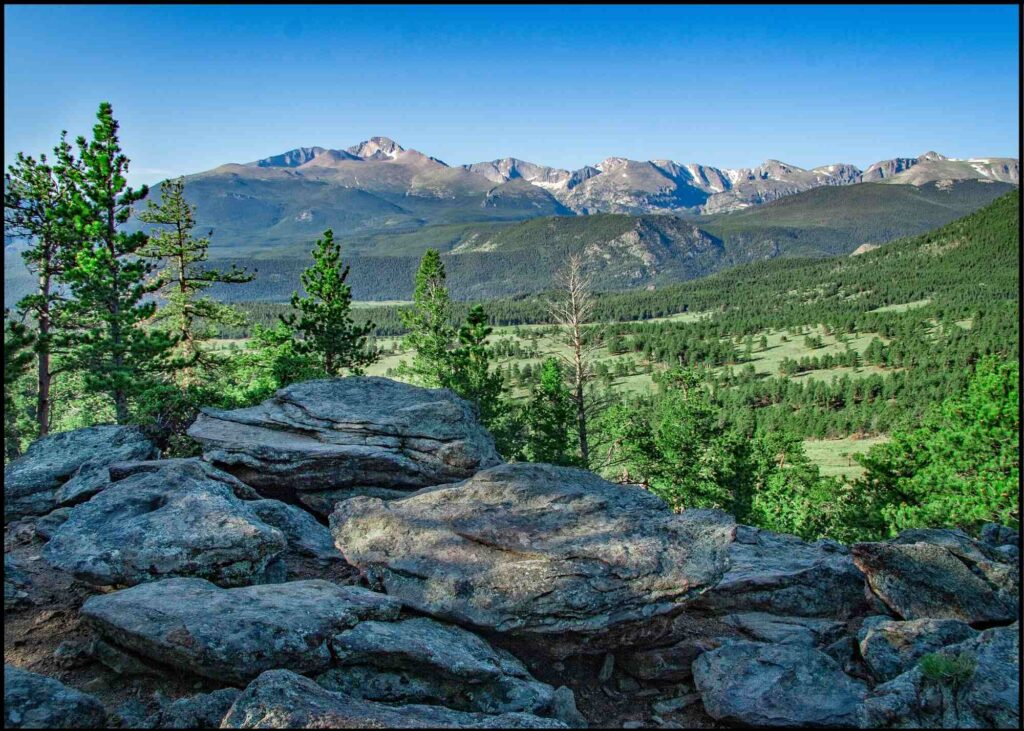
[182,179,1013,303]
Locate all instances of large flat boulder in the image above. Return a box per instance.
[863,625,1019,729]
[4,664,107,729]
[81,578,402,684]
[688,525,868,619]
[692,640,867,728]
[221,669,567,729]
[42,460,288,588]
[858,616,979,682]
[331,462,735,657]
[186,377,502,496]
[4,425,158,523]
[317,617,556,716]
[852,528,1019,623]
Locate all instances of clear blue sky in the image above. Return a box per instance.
[4,4,1020,186]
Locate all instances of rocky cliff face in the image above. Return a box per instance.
[4,377,1020,729]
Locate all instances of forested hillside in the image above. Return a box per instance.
[200,178,1017,301]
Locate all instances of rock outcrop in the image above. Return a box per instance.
[852,528,1019,623]
[4,425,157,523]
[4,664,107,728]
[187,378,502,508]
[863,625,1019,728]
[858,616,979,682]
[317,617,556,716]
[689,525,868,618]
[81,578,403,683]
[331,462,736,656]
[220,669,567,729]
[42,460,289,587]
[692,640,867,727]
[4,379,1020,730]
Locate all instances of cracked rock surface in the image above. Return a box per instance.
[187,377,502,495]
[852,528,1019,623]
[331,462,736,656]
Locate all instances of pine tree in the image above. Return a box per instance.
[450,304,503,423]
[61,102,177,424]
[523,358,575,465]
[139,177,252,373]
[282,228,376,376]
[398,249,456,387]
[4,134,80,435]
[4,317,35,460]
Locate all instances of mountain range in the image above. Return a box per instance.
[3,138,1018,305]
[172,136,1017,254]
[228,136,1017,214]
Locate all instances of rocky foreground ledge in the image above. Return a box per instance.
[4,377,1020,729]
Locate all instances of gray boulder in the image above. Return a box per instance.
[692,640,867,727]
[4,555,31,610]
[245,499,344,564]
[858,616,979,682]
[107,458,261,498]
[81,578,402,683]
[863,625,1019,729]
[689,525,868,619]
[32,507,72,541]
[4,425,157,523]
[4,664,107,728]
[331,462,735,656]
[221,669,567,728]
[186,377,502,494]
[43,460,288,587]
[721,612,847,647]
[852,528,1019,623]
[979,523,1019,550]
[317,616,556,716]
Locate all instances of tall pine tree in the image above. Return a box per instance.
[398,249,456,387]
[139,177,252,373]
[62,102,177,424]
[282,228,377,376]
[523,358,575,465]
[450,304,503,423]
[3,134,80,435]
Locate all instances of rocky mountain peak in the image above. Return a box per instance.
[917,151,948,162]
[252,147,327,168]
[346,136,405,160]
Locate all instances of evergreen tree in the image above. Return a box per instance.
[523,358,575,465]
[856,356,1019,534]
[281,229,376,375]
[139,177,252,372]
[4,134,80,435]
[450,304,503,423]
[4,317,35,460]
[61,102,177,424]
[398,249,456,387]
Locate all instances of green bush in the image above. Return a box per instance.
[919,652,976,686]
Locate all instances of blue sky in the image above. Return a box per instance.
[4,4,1020,185]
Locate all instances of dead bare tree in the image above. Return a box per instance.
[547,253,599,468]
